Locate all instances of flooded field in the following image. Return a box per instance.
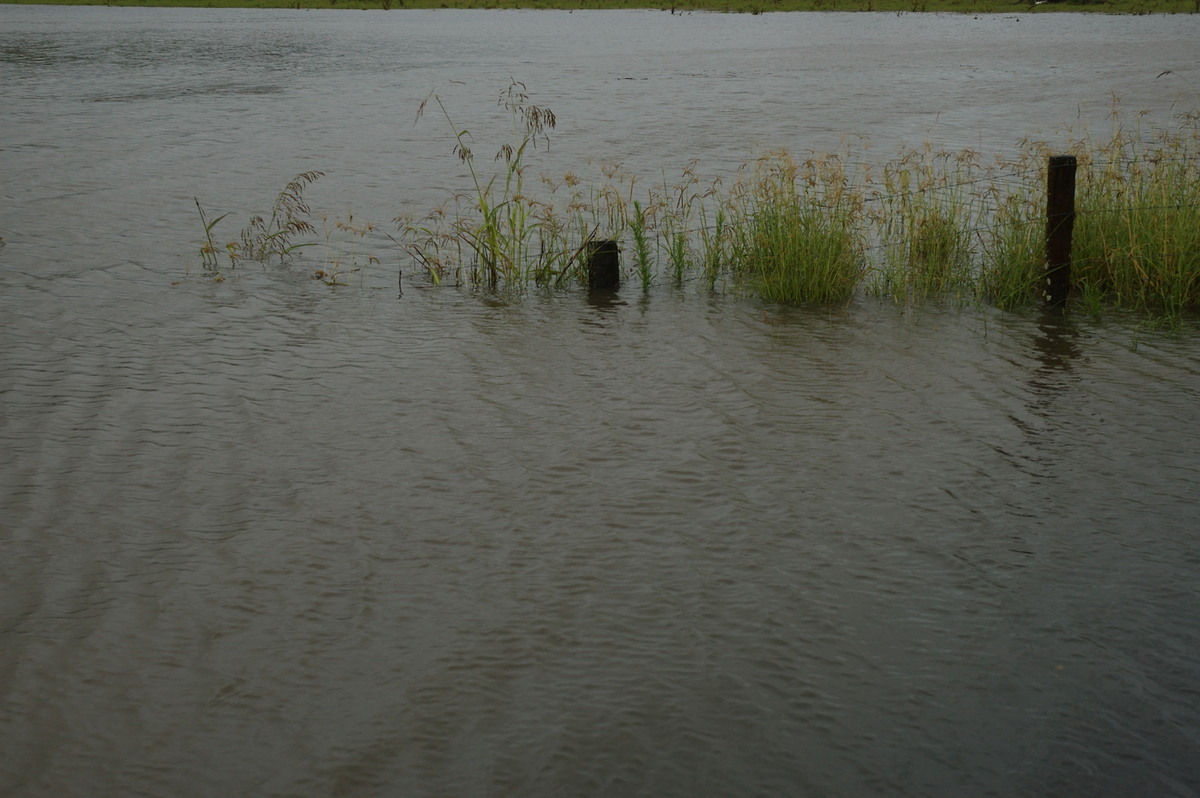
[2,7,1199,795]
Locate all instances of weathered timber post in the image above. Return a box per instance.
[1045,154,1077,307]
[587,239,620,291]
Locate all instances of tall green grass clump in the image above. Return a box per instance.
[978,145,1046,308]
[1070,112,1200,315]
[979,186,1045,308]
[871,145,980,302]
[655,162,706,287]
[724,152,865,304]
[980,111,1200,314]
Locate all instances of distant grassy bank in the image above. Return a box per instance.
[3,0,1196,12]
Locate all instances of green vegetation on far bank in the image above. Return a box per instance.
[3,0,1197,13]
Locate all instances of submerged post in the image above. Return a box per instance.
[1045,154,1077,308]
[587,239,620,291]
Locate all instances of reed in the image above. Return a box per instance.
[653,161,709,288]
[870,145,979,302]
[397,99,1200,313]
[630,200,654,291]
[194,170,323,273]
[239,170,323,264]
[193,91,1199,319]
[314,212,381,286]
[1069,112,1200,314]
[195,198,230,272]
[978,184,1045,308]
[397,82,579,290]
[723,151,865,303]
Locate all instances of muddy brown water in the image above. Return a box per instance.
[2,7,1200,795]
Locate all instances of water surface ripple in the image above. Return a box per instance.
[2,7,1200,796]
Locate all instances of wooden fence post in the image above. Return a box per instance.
[587,239,620,291]
[1045,155,1077,307]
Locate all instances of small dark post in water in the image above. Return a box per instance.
[587,239,620,291]
[1045,154,1077,308]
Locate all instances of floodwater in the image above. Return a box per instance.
[2,6,1200,796]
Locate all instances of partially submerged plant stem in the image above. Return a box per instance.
[193,91,1200,321]
[194,170,324,275]
[401,82,567,289]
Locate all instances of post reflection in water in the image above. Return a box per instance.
[1027,307,1084,408]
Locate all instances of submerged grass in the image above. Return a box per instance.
[976,110,1200,314]
[398,81,609,290]
[195,90,1200,320]
[979,178,1045,308]
[870,145,981,303]
[195,170,323,275]
[725,151,865,303]
[1071,112,1200,314]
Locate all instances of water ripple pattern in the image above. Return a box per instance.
[2,7,1200,797]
